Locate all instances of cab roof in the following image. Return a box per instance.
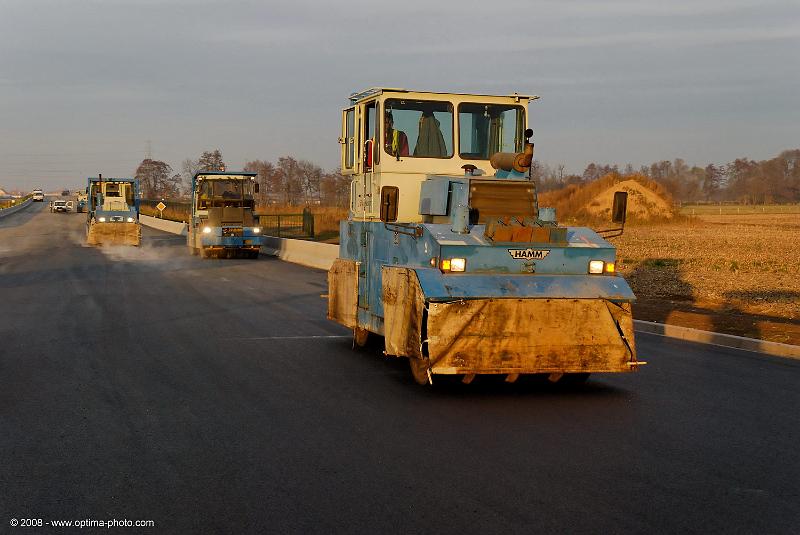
[87,177,135,182]
[193,171,256,179]
[349,87,539,104]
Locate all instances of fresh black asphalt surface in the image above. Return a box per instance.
[1,202,798,534]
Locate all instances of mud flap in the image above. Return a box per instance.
[383,266,637,375]
[383,266,426,359]
[87,222,141,246]
[328,258,359,329]
[426,298,636,374]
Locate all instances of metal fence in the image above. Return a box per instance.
[258,208,315,238]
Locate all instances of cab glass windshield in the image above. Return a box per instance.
[197,179,255,208]
[383,99,453,159]
[458,104,526,159]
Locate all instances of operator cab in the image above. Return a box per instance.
[340,88,537,224]
[88,180,137,215]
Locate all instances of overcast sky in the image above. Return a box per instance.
[1,0,798,190]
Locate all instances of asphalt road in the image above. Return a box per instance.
[1,203,798,534]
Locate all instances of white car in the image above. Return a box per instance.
[50,199,72,213]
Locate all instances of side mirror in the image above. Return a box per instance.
[380,186,399,222]
[612,191,628,225]
[254,182,260,193]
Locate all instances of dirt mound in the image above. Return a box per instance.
[586,179,674,221]
[538,173,675,223]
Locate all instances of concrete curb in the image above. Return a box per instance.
[261,236,338,271]
[634,320,800,359]
[0,198,33,218]
[139,214,188,235]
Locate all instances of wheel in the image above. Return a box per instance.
[353,327,369,348]
[409,357,431,385]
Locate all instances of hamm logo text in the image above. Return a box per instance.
[508,248,550,260]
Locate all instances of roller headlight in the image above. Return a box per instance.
[450,258,466,272]
[588,260,605,274]
[126,217,134,223]
[98,217,106,222]
[202,226,212,234]
[440,258,466,273]
[253,227,261,234]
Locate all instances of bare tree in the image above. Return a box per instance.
[197,150,226,172]
[244,159,277,207]
[181,158,200,194]
[135,159,181,198]
[703,164,724,201]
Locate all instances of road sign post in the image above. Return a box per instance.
[156,201,166,219]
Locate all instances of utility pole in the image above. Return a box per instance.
[146,140,152,160]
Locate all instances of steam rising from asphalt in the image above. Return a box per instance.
[91,234,193,267]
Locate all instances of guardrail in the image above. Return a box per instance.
[0,197,33,218]
[261,236,336,271]
[139,214,188,235]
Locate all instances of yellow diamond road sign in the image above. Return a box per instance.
[156,202,166,211]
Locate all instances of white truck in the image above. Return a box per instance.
[32,189,44,202]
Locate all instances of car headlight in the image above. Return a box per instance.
[588,260,605,274]
[202,226,212,234]
[98,217,106,222]
[440,258,466,273]
[252,227,261,234]
[126,217,134,223]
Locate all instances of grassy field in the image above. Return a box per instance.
[615,212,800,343]
[140,201,191,222]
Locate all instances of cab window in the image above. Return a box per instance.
[458,103,525,159]
[364,101,379,168]
[383,99,453,159]
[343,108,355,169]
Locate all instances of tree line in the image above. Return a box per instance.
[534,148,800,203]
[134,149,350,207]
[136,146,800,206]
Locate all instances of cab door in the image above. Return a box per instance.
[340,107,355,174]
[361,100,379,215]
